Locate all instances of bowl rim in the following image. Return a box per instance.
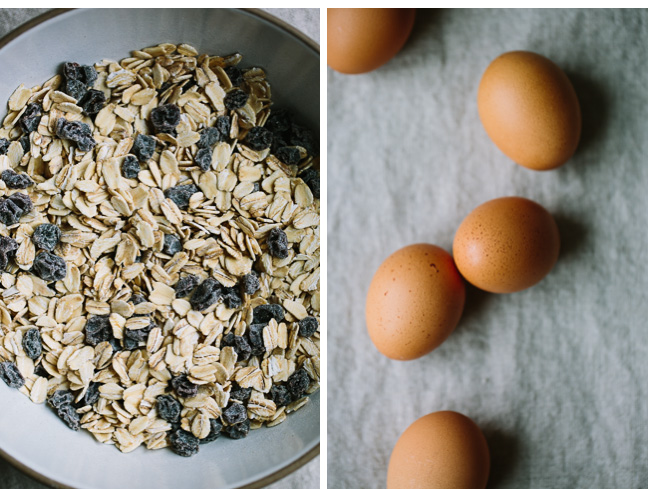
[0,7,320,489]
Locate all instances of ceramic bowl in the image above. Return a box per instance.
[0,8,319,489]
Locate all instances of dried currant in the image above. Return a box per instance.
[287,368,310,400]
[195,147,212,171]
[164,184,199,210]
[252,304,285,324]
[169,429,199,457]
[199,419,223,444]
[197,127,223,149]
[0,361,25,388]
[32,251,67,282]
[63,78,87,101]
[222,286,242,309]
[78,381,100,407]
[121,155,140,179]
[8,192,33,214]
[267,227,289,259]
[0,197,24,226]
[156,394,182,423]
[300,168,320,199]
[216,115,231,138]
[275,146,301,166]
[270,385,292,408]
[247,323,266,357]
[163,234,182,256]
[1,169,34,189]
[241,271,260,295]
[132,134,156,162]
[174,274,200,298]
[222,403,247,425]
[56,118,96,152]
[84,315,111,346]
[298,316,319,338]
[229,384,252,403]
[290,123,318,156]
[32,223,61,252]
[18,103,42,133]
[0,235,19,270]
[0,138,9,155]
[224,88,248,110]
[171,374,198,398]
[225,419,250,440]
[225,66,244,86]
[22,327,42,360]
[245,126,272,151]
[56,402,81,431]
[189,278,223,311]
[150,104,181,134]
[79,89,106,115]
[223,333,251,361]
[265,108,292,135]
[48,389,75,410]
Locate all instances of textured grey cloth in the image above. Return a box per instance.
[0,8,318,489]
[329,8,648,489]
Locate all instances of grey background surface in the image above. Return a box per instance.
[0,7,319,489]
[328,8,648,489]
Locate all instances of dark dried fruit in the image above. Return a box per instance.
[267,227,289,259]
[174,274,200,298]
[0,197,24,226]
[132,134,156,162]
[222,286,242,309]
[300,168,320,199]
[22,328,42,360]
[225,419,250,440]
[130,294,146,305]
[121,155,140,179]
[8,192,33,214]
[247,323,266,356]
[222,402,247,424]
[223,333,251,361]
[150,104,181,134]
[63,78,87,101]
[0,139,9,155]
[79,381,100,407]
[287,368,310,400]
[0,235,19,270]
[199,418,223,444]
[265,108,292,135]
[32,251,67,282]
[270,385,292,408]
[290,123,318,156]
[0,361,24,388]
[56,403,81,430]
[299,316,319,338]
[275,146,301,166]
[224,88,248,110]
[1,169,34,189]
[164,184,199,210]
[195,147,212,171]
[253,304,284,324]
[63,62,81,80]
[32,223,61,252]
[245,126,272,151]
[48,389,75,410]
[197,127,223,149]
[169,429,199,457]
[163,234,182,256]
[18,103,42,133]
[63,62,96,86]
[124,322,155,345]
[84,315,111,346]
[56,118,96,152]
[241,271,260,295]
[225,66,244,86]
[230,384,252,403]
[156,394,182,423]
[80,65,97,87]
[189,278,222,311]
[216,115,231,138]
[79,89,106,115]
[19,134,30,153]
[171,374,198,398]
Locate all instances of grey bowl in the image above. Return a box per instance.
[0,8,319,489]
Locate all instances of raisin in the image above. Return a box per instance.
[270,385,292,408]
[222,403,247,424]
[150,104,180,134]
[224,66,244,86]
[189,278,223,311]
[169,429,199,457]
[0,361,25,388]
[80,65,97,87]
[19,135,30,153]
[156,394,182,423]
[122,335,140,351]
[63,62,81,81]
[63,78,87,101]
[222,286,242,309]
[225,419,250,440]
[223,333,251,361]
[287,368,310,400]
[84,315,111,346]
[121,155,140,179]
[22,327,42,360]
[300,168,320,199]
[56,402,81,431]
[8,192,33,214]
[79,89,106,115]
[265,108,292,135]
[230,384,252,403]
[253,304,285,324]
[171,374,198,398]
[216,115,231,138]
[245,126,272,151]
[32,223,61,252]
[48,389,75,410]
[195,147,212,171]
[79,381,100,407]
[174,274,200,298]
[199,418,223,444]
[1,169,34,189]
[290,123,318,156]
[18,103,42,133]
[0,139,9,155]
[56,118,96,152]
[0,235,19,270]
[164,184,199,210]
[224,88,248,110]
[241,271,260,295]
[163,234,182,256]
[132,134,156,162]
[32,251,66,282]
[247,323,266,356]
[299,316,319,338]
[275,146,301,166]
[267,227,289,259]
[130,294,146,305]
[0,197,24,226]
[124,322,155,344]
[197,127,223,149]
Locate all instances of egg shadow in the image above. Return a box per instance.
[456,282,493,332]
[481,426,521,489]
[553,213,588,262]
[400,8,445,55]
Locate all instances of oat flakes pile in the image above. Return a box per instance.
[0,43,320,457]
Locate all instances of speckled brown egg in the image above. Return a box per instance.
[387,411,490,489]
[453,196,560,293]
[327,8,416,74]
[365,244,465,360]
[477,50,581,171]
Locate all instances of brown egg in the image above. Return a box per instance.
[327,8,416,74]
[387,411,490,489]
[477,50,581,170]
[453,196,560,293]
[365,244,465,360]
